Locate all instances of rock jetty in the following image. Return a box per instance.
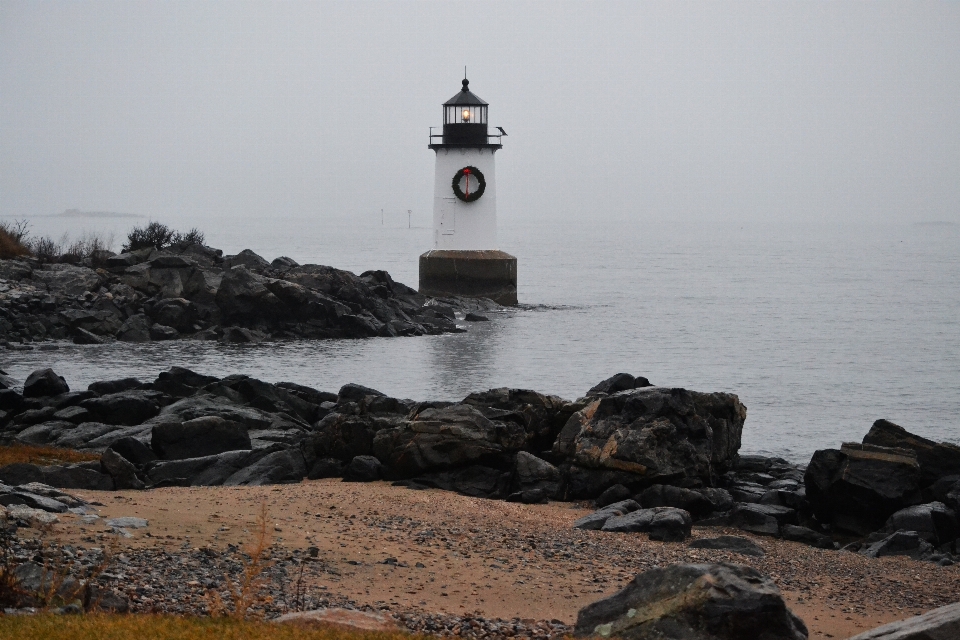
[0,243,497,345]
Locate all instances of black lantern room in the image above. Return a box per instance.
[429,79,502,149]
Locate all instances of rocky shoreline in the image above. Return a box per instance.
[2,367,959,566]
[0,245,497,346]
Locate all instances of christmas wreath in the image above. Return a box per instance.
[452,166,486,202]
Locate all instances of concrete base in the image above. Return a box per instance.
[419,250,517,306]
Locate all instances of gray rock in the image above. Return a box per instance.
[514,451,561,496]
[107,436,158,466]
[52,405,91,423]
[864,419,960,486]
[223,249,271,271]
[596,484,633,509]
[0,491,69,513]
[585,373,653,396]
[688,535,765,557]
[307,457,345,480]
[342,455,384,482]
[106,516,148,528]
[151,416,252,460]
[573,501,642,531]
[88,378,142,395]
[100,448,144,490]
[222,448,306,486]
[781,525,835,549]
[23,368,69,398]
[32,263,101,297]
[637,485,715,520]
[602,507,693,541]
[149,323,179,340]
[574,563,807,640]
[0,463,113,491]
[860,530,934,560]
[847,601,960,640]
[116,314,152,342]
[730,503,796,537]
[73,327,105,345]
[146,449,255,486]
[338,382,386,402]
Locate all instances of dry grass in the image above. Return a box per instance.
[0,614,419,640]
[0,445,101,467]
[208,502,275,619]
[0,221,31,259]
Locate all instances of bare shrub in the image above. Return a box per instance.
[123,221,206,252]
[0,220,31,259]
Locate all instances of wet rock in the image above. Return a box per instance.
[464,312,488,322]
[0,369,17,390]
[574,563,807,640]
[151,417,252,460]
[730,503,797,537]
[220,326,266,343]
[585,373,653,397]
[116,314,152,342]
[52,405,90,424]
[23,368,69,398]
[600,506,693,541]
[864,419,960,486]
[149,323,179,340]
[688,535,765,557]
[338,382,386,402]
[805,443,923,536]
[88,377,143,395]
[847,601,960,640]
[72,327,106,344]
[342,455,384,482]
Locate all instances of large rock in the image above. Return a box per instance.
[80,390,163,425]
[637,485,715,520]
[461,387,577,452]
[847,601,960,640]
[585,373,653,397]
[372,404,526,477]
[864,419,960,486]
[151,417,252,460]
[222,449,306,486]
[215,265,284,323]
[688,536,765,557]
[880,502,958,546]
[805,443,923,536]
[859,530,934,560]
[553,387,745,492]
[146,450,256,487]
[31,263,101,297]
[514,451,561,496]
[0,463,113,491]
[342,455,384,482]
[100,448,145,490]
[601,507,693,541]
[574,563,807,640]
[573,500,642,531]
[730,503,797,537]
[116,314,152,342]
[107,436,158,466]
[22,368,69,398]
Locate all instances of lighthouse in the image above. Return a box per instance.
[419,78,517,305]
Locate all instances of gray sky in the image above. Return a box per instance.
[2,1,959,226]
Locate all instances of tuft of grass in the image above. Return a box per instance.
[0,445,101,467]
[0,220,31,259]
[208,501,274,619]
[0,614,419,640]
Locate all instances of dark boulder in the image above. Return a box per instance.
[637,484,715,520]
[805,443,923,536]
[0,463,113,491]
[153,367,219,396]
[554,387,745,491]
[514,451,561,497]
[148,297,200,331]
[462,387,576,453]
[847,601,960,640]
[116,314,152,342]
[688,535,765,557]
[100,448,145,490]
[151,417,252,460]
[573,500,642,531]
[730,503,797,537]
[223,249,270,271]
[215,265,283,323]
[338,382,386,402]
[72,328,105,345]
[562,466,648,501]
[573,563,807,640]
[222,449,306,486]
[342,455,384,482]
[880,502,959,546]
[151,394,273,430]
[372,405,525,477]
[585,373,653,397]
[149,323,179,340]
[302,412,397,464]
[307,457,345,480]
[80,390,162,425]
[413,465,512,499]
[859,530,934,560]
[601,507,693,541]
[88,378,143,395]
[781,525,835,549]
[595,484,632,509]
[23,368,69,398]
[0,389,24,413]
[506,488,549,504]
[929,475,960,514]
[107,437,158,466]
[864,419,960,486]
[146,450,255,487]
[0,369,17,390]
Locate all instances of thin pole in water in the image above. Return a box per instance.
[408,210,411,229]
[381,209,383,225]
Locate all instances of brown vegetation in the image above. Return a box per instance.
[0,613,418,640]
[0,220,31,259]
[207,502,275,619]
[0,444,100,467]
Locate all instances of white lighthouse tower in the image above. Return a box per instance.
[419,78,517,305]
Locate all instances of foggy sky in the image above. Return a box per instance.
[2,1,959,226]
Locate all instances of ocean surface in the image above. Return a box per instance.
[3,214,959,463]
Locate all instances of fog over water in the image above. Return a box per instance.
[1,3,959,461]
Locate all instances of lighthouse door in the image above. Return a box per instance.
[439,197,456,235]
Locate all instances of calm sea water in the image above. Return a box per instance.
[3,214,959,463]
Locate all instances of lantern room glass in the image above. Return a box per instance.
[445,105,487,125]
